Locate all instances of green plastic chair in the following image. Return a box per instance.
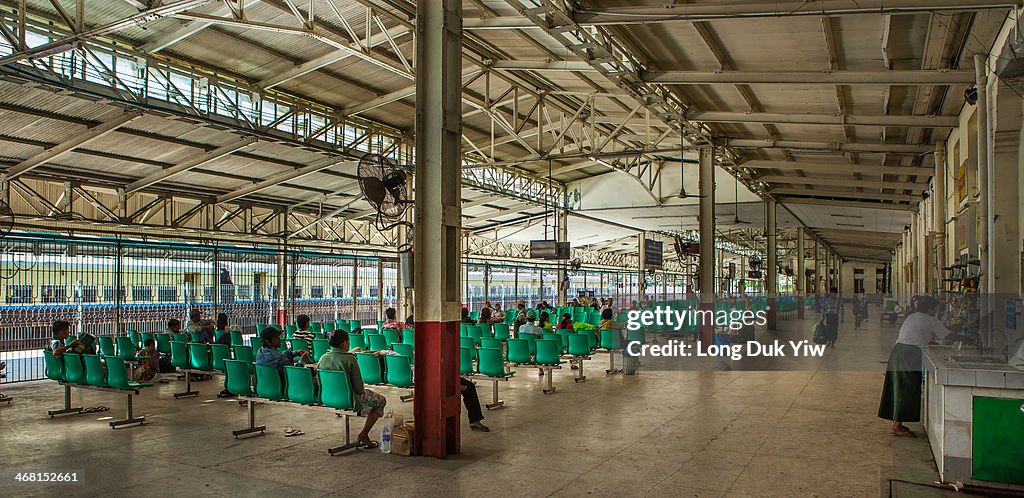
[367,334,388,351]
[382,328,400,347]
[535,339,565,366]
[312,339,330,361]
[189,331,202,342]
[323,322,335,334]
[128,330,141,349]
[391,343,414,362]
[507,339,533,364]
[289,339,310,353]
[214,329,227,342]
[224,359,254,396]
[582,329,599,351]
[284,325,297,339]
[171,332,188,343]
[460,336,475,349]
[43,351,65,381]
[335,320,350,332]
[254,364,286,400]
[348,319,361,332]
[249,336,262,350]
[63,353,86,384]
[233,345,256,374]
[600,329,622,351]
[310,322,323,333]
[460,323,468,336]
[478,347,513,378]
[543,333,565,353]
[106,357,152,390]
[349,333,367,351]
[188,343,213,371]
[384,354,414,388]
[626,329,645,345]
[402,329,414,345]
[284,366,319,405]
[210,344,231,372]
[355,352,384,384]
[480,337,502,351]
[82,354,108,387]
[156,333,172,355]
[170,341,190,370]
[467,326,483,346]
[460,347,477,375]
[230,330,244,346]
[567,334,591,357]
[116,336,137,359]
[318,369,355,411]
[492,323,510,340]
[98,336,116,357]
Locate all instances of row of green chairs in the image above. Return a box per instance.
[224,360,363,454]
[42,351,149,428]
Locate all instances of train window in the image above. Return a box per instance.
[291,286,303,299]
[237,285,251,300]
[80,286,98,303]
[158,286,178,302]
[6,285,32,304]
[41,285,68,304]
[311,286,324,299]
[332,285,345,298]
[103,286,126,302]
[369,286,378,298]
[132,286,153,302]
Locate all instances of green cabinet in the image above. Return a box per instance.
[973,396,1024,484]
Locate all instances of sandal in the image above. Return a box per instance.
[283,427,305,437]
[358,439,380,449]
[891,428,915,437]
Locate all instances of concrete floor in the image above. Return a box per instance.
[0,313,963,497]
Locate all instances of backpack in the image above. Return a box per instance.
[812,322,828,345]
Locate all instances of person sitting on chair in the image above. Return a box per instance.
[291,314,316,353]
[317,330,387,449]
[45,320,77,357]
[255,327,310,380]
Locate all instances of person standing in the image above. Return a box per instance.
[878,296,951,436]
[822,288,839,348]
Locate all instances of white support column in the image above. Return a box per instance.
[932,141,947,293]
[698,145,716,349]
[797,227,806,318]
[557,209,568,306]
[412,0,463,458]
[766,197,778,329]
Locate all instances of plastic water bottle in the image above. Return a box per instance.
[380,418,393,454]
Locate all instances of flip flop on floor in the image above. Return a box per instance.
[284,429,305,437]
[358,439,380,449]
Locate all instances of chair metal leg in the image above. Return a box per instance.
[173,370,198,399]
[573,359,586,383]
[48,385,83,417]
[233,399,266,438]
[328,414,359,455]
[542,367,556,394]
[485,379,504,410]
[109,394,145,428]
[606,352,622,374]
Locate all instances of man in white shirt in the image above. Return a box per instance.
[878,295,951,437]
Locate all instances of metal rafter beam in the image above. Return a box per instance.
[5,111,143,179]
[126,137,255,193]
[760,175,928,191]
[777,196,916,212]
[140,0,260,54]
[644,70,975,85]
[257,24,410,90]
[216,158,355,204]
[769,187,918,202]
[574,1,1016,24]
[738,159,933,177]
[687,111,958,128]
[722,139,933,154]
[0,0,214,66]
